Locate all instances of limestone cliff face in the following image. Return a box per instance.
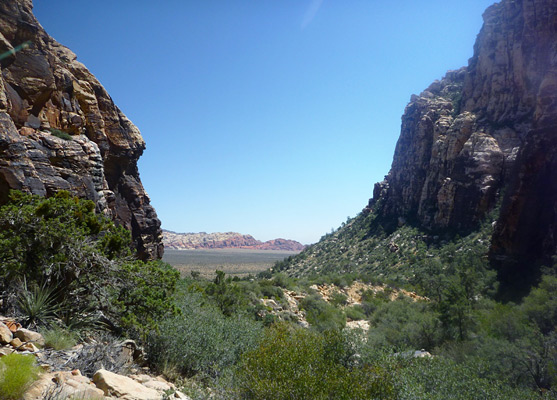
[369,0,557,277]
[0,1,163,259]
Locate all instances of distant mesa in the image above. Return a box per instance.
[162,230,306,251]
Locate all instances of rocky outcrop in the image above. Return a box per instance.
[0,1,162,259]
[368,0,557,283]
[163,230,306,251]
[92,370,161,400]
[0,316,191,400]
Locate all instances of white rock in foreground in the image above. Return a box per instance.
[93,369,161,400]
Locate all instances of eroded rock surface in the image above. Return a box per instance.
[368,0,557,282]
[0,1,162,259]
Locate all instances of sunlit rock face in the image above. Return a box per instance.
[0,0,163,259]
[368,0,557,283]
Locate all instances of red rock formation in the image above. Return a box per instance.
[255,239,306,251]
[163,230,305,251]
[0,1,162,259]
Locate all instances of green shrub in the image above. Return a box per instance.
[204,270,250,316]
[49,128,73,140]
[521,275,557,334]
[115,260,180,336]
[271,273,293,289]
[0,191,179,334]
[368,299,441,351]
[42,326,77,350]
[437,330,557,392]
[345,304,367,320]
[0,191,129,306]
[0,353,41,400]
[145,289,262,379]
[330,291,348,306]
[259,282,283,300]
[476,301,530,341]
[235,323,395,399]
[299,293,345,331]
[397,356,544,400]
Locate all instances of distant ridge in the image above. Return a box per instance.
[163,230,305,251]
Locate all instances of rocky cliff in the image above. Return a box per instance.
[163,230,305,251]
[367,0,557,285]
[0,1,162,259]
[279,0,557,291]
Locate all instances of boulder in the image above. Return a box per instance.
[3,320,21,333]
[22,374,57,400]
[23,372,105,400]
[173,391,193,400]
[0,322,13,344]
[93,369,162,400]
[9,337,23,348]
[14,328,44,346]
[19,342,39,352]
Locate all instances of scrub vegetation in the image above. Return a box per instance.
[0,191,555,399]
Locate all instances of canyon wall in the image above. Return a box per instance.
[0,1,163,259]
[368,0,557,281]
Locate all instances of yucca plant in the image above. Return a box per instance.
[17,278,61,329]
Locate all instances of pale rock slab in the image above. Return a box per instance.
[14,328,44,346]
[0,322,13,344]
[93,369,162,400]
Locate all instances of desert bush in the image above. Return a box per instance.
[476,301,530,341]
[330,291,348,306]
[0,190,127,317]
[368,299,441,351]
[271,273,293,289]
[0,190,179,335]
[114,260,180,336]
[521,274,557,334]
[345,304,367,320]
[145,290,262,379]
[259,282,283,300]
[0,353,41,400]
[60,334,134,377]
[299,293,345,331]
[234,323,395,399]
[204,270,251,316]
[397,356,546,400]
[360,296,388,317]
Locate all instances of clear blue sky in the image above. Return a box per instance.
[34,0,495,244]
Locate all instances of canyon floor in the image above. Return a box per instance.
[162,248,301,278]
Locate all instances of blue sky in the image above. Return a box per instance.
[34,0,495,244]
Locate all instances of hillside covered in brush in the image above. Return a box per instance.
[278,0,557,298]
